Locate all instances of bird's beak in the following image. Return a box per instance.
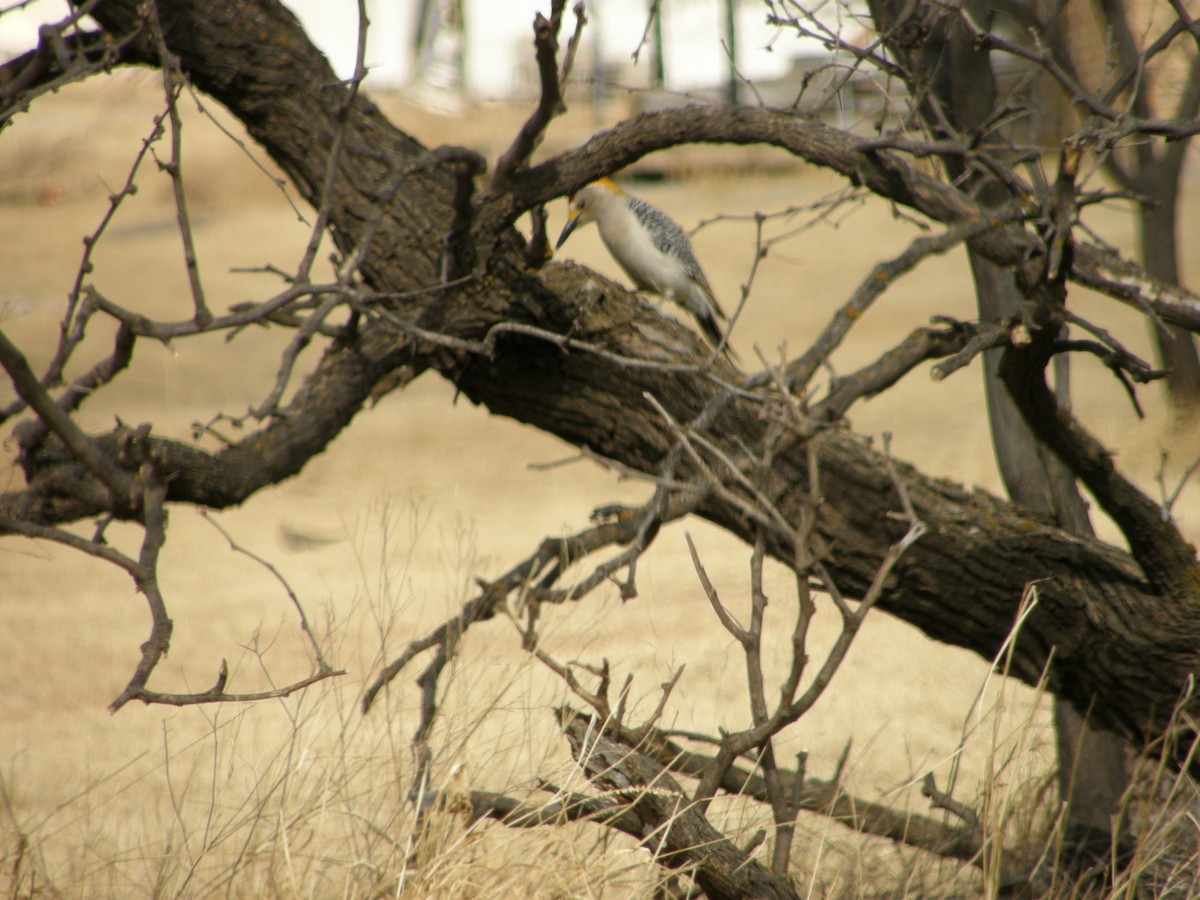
[556,213,579,249]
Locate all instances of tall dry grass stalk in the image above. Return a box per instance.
[0,504,663,898]
[2,508,1196,898]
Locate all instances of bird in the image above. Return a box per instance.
[556,178,735,359]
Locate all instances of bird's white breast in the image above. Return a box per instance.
[595,201,689,298]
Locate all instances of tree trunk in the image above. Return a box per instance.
[1141,187,1200,411]
[974,256,1129,854]
[865,0,1131,858]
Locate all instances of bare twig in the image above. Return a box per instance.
[492,1,570,190]
[108,476,171,712]
[1155,452,1200,521]
[198,510,335,671]
[558,3,588,90]
[293,0,372,285]
[630,1,661,66]
[0,1,123,128]
[785,205,1026,393]
[361,492,693,714]
[930,322,1009,381]
[184,85,304,221]
[643,392,794,538]
[0,514,143,570]
[817,319,979,418]
[102,475,345,711]
[690,433,926,806]
[0,108,167,425]
[247,292,346,420]
[147,8,209,325]
[360,295,743,381]
[119,664,344,708]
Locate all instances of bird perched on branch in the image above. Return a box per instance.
[556,178,734,359]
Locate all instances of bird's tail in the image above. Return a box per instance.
[684,285,739,364]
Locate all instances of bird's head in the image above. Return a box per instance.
[556,178,623,249]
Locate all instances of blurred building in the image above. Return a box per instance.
[1,1,853,106]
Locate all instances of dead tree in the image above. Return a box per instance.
[2,0,1200,894]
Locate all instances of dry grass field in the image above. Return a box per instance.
[1,73,1199,897]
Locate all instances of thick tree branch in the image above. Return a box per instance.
[1002,331,1200,600]
[491,3,568,190]
[488,107,1200,334]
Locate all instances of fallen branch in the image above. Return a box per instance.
[564,712,801,899]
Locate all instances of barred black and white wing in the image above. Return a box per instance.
[624,195,731,356]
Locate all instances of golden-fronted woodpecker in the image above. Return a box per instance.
[556,178,733,357]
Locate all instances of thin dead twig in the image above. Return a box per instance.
[643,391,794,539]
[783,204,1027,394]
[361,492,690,715]
[361,294,745,384]
[0,106,167,426]
[106,475,345,712]
[107,476,170,712]
[0,515,142,571]
[120,664,344,708]
[247,292,347,421]
[146,8,209,325]
[1155,452,1200,521]
[198,511,335,672]
[689,433,926,807]
[293,0,372,286]
[558,3,588,93]
[1053,337,1166,419]
[931,321,1012,381]
[0,1,121,128]
[816,318,978,418]
[692,519,802,871]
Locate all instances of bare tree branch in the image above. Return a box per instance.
[491,1,570,190]
[0,328,133,503]
[0,0,1191,762]
[361,490,694,714]
[563,712,802,899]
